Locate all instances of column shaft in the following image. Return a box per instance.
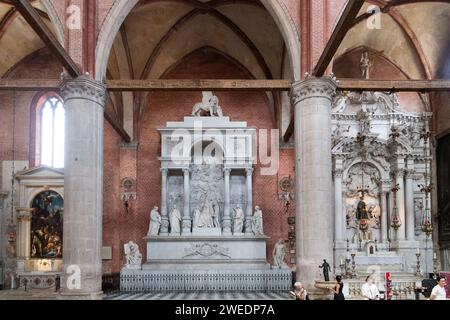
[292,75,337,290]
[223,168,232,235]
[396,171,406,240]
[334,171,343,241]
[160,169,169,235]
[61,76,106,298]
[244,168,254,235]
[405,169,415,240]
[380,191,388,242]
[182,169,191,235]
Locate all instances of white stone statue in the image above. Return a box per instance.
[273,239,287,268]
[193,205,202,228]
[233,205,245,234]
[192,91,224,117]
[124,241,142,269]
[169,204,182,234]
[212,200,220,228]
[148,206,161,236]
[197,198,214,228]
[252,206,264,235]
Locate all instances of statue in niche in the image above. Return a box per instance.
[356,196,370,220]
[233,205,245,234]
[192,91,224,117]
[194,197,214,228]
[414,199,424,228]
[148,206,161,236]
[169,204,182,234]
[368,204,381,229]
[124,241,142,268]
[192,205,202,228]
[252,206,264,236]
[346,205,357,229]
[273,239,287,268]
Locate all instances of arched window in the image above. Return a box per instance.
[36,95,65,168]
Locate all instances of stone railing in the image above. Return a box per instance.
[120,269,292,293]
[346,279,420,300]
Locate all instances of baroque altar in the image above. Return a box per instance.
[332,90,434,277]
[121,93,291,292]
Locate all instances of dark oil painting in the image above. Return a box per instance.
[30,191,63,259]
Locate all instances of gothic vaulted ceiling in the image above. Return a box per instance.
[106,0,287,81]
[337,0,450,79]
[0,0,57,78]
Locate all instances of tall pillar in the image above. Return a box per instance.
[60,76,106,299]
[16,210,32,260]
[395,166,406,240]
[405,162,415,240]
[222,168,232,235]
[380,187,389,243]
[182,168,191,235]
[159,168,169,236]
[292,75,337,290]
[244,168,254,235]
[333,169,343,241]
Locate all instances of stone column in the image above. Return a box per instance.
[222,168,232,235]
[16,210,32,260]
[182,168,191,235]
[291,75,337,290]
[60,76,106,299]
[159,168,169,236]
[380,187,389,243]
[333,169,344,241]
[405,165,415,240]
[244,168,254,235]
[395,167,406,240]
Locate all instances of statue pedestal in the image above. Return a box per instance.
[120,235,292,292]
[308,280,335,300]
[192,228,222,236]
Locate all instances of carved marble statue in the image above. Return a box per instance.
[192,91,224,117]
[252,206,264,235]
[273,239,287,268]
[193,205,202,228]
[148,206,161,236]
[169,204,182,234]
[233,205,245,234]
[124,241,142,268]
[197,198,214,228]
[360,51,372,80]
[212,200,221,228]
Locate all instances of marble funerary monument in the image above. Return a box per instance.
[120,93,291,292]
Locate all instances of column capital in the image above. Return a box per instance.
[183,168,190,175]
[61,75,107,107]
[290,74,338,106]
[223,168,231,175]
[245,167,254,176]
[160,168,169,175]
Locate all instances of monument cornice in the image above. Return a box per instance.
[61,76,107,107]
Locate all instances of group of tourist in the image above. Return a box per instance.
[291,275,448,301]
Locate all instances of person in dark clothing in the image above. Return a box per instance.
[334,275,345,300]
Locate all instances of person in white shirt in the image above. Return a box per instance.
[361,275,380,300]
[430,276,447,300]
[290,282,308,300]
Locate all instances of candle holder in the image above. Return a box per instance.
[415,253,422,277]
[375,239,378,252]
[345,257,351,279]
[351,253,357,278]
[346,239,350,252]
[359,238,362,251]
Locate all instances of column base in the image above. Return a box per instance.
[58,291,104,300]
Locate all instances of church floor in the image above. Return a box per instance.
[105,292,291,300]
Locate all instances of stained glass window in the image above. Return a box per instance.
[41,97,65,168]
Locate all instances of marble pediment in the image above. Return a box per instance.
[15,166,64,181]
